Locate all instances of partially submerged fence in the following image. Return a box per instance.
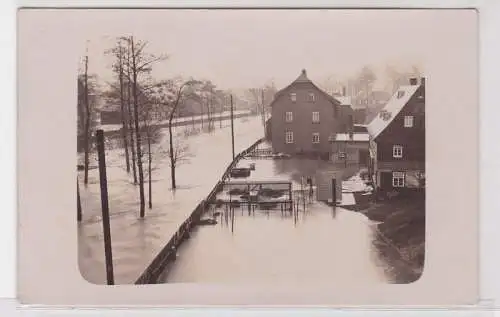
[134,137,265,284]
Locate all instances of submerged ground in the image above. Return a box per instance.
[78,115,424,285]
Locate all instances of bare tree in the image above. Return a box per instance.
[120,36,167,218]
[164,134,193,176]
[82,53,91,185]
[357,65,377,98]
[77,54,100,183]
[199,80,217,132]
[246,88,262,116]
[125,47,138,184]
[138,94,163,209]
[152,78,200,190]
[105,39,131,173]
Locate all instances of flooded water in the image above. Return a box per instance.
[163,157,389,285]
[78,116,265,284]
[78,117,389,285]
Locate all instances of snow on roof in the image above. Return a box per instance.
[335,133,370,142]
[366,85,420,140]
[334,96,351,106]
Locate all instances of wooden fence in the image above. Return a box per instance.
[134,137,265,284]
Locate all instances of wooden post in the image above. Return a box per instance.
[96,129,115,285]
[77,177,82,222]
[301,177,305,212]
[332,178,337,208]
[288,183,292,212]
[231,207,235,233]
[261,88,266,136]
[230,95,235,160]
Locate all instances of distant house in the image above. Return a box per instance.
[330,132,370,166]
[367,77,425,193]
[269,69,353,159]
[99,104,122,125]
[351,90,391,109]
[350,90,392,124]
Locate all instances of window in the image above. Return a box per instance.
[312,111,320,123]
[285,131,294,144]
[290,93,297,102]
[308,92,316,102]
[285,111,293,122]
[393,145,403,158]
[397,90,405,99]
[392,172,405,187]
[404,115,414,127]
[312,133,320,144]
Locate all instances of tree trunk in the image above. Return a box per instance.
[148,133,152,209]
[126,49,138,185]
[130,36,146,218]
[200,103,204,129]
[83,55,90,186]
[219,98,223,128]
[118,48,130,173]
[168,122,176,189]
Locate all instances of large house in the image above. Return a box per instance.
[268,69,354,159]
[367,77,425,193]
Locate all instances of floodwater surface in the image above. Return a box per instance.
[163,157,389,285]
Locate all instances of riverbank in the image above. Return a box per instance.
[340,171,425,283]
[363,195,425,283]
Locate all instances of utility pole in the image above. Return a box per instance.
[230,95,235,160]
[77,177,82,222]
[96,129,115,285]
[261,88,266,136]
[83,52,90,186]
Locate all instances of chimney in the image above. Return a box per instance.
[419,77,426,100]
[301,69,307,76]
[409,77,418,86]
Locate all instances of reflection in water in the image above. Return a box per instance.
[164,157,389,285]
[165,205,387,285]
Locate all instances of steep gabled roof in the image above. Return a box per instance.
[366,84,420,140]
[270,69,341,108]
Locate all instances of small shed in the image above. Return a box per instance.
[315,170,342,203]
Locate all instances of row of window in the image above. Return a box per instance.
[392,172,405,187]
[285,111,320,123]
[290,92,316,103]
[391,171,425,188]
[285,131,320,144]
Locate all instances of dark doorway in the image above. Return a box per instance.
[380,172,392,191]
[359,149,369,166]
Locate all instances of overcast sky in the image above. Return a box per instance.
[80,9,462,91]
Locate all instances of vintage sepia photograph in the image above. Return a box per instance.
[75,9,427,286]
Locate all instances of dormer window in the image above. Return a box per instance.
[290,93,297,102]
[397,90,405,99]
